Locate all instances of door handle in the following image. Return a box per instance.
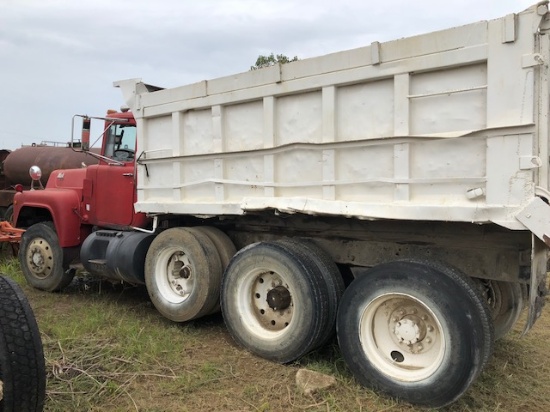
[123,173,134,177]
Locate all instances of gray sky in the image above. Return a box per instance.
[0,0,536,150]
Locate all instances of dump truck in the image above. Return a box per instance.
[12,2,550,407]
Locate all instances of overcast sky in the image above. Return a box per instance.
[0,0,537,150]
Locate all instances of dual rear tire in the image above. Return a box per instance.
[220,240,343,363]
[336,260,494,408]
[144,226,235,322]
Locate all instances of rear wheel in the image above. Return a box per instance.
[144,227,222,322]
[476,279,524,339]
[19,222,74,292]
[193,226,236,269]
[221,241,330,363]
[337,260,494,408]
[191,226,236,314]
[277,238,344,347]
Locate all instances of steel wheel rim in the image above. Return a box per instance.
[27,237,54,279]
[359,293,446,381]
[237,267,295,339]
[155,247,194,304]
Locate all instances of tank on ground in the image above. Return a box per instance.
[2,144,99,188]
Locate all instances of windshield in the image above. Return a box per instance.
[104,123,137,161]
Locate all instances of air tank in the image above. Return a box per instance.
[2,145,100,186]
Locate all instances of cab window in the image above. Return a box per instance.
[104,124,137,161]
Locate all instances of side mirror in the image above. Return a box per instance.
[81,117,91,151]
[29,166,44,190]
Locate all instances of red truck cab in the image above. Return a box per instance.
[14,110,151,291]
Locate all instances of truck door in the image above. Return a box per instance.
[94,123,137,227]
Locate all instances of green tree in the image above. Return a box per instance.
[250,53,299,70]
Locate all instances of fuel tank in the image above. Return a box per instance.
[81,230,155,284]
[2,145,100,186]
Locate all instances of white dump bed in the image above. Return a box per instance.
[116,2,550,234]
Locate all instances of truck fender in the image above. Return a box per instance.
[15,190,82,248]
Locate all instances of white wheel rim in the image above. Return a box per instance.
[236,267,295,339]
[359,293,446,381]
[155,247,194,304]
[27,237,54,279]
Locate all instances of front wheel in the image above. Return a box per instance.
[19,222,74,292]
[337,260,494,408]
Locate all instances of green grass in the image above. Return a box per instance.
[1,255,550,411]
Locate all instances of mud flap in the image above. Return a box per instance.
[515,197,550,333]
[524,235,548,334]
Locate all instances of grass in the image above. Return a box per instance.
[1,255,550,411]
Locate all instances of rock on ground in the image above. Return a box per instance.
[295,369,336,395]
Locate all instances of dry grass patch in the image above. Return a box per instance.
[1,256,549,411]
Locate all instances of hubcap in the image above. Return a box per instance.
[248,271,293,333]
[168,253,192,298]
[266,285,292,310]
[389,305,437,353]
[155,248,194,304]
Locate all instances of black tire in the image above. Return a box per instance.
[4,205,13,224]
[19,222,74,292]
[418,259,494,371]
[337,260,494,408]
[191,226,236,314]
[193,226,236,269]
[221,241,330,363]
[0,275,46,411]
[476,279,524,339]
[144,227,222,322]
[276,238,344,347]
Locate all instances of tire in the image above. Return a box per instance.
[191,226,236,314]
[276,238,344,347]
[0,275,46,411]
[4,205,13,224]
[144,227,222,322]
[193,226,236,269]
[221,241,330,363]
[337,260,494,408]
[19,222,74,292]
[418,259,494,371]
[476,279,524,339]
